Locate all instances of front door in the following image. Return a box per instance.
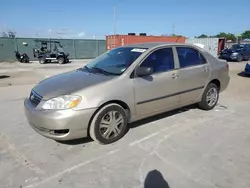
[133,47,179,118]
[243,45,250,60]
[175,46,210,105]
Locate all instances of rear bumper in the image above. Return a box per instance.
[24,98,97,141]
[219,54,237,61]
[220,76,230,92]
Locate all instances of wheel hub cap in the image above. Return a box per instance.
[99,111,124,139]
[206,87,218,107]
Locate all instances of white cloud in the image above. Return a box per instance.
[77,32,85,37]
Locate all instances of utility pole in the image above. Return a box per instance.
[114,5,116,35]
[172,23,175,36]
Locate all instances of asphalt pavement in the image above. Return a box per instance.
[0,60,249,188]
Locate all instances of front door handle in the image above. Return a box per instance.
[172,73,178,79]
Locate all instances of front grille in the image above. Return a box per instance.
[29,91,42,107]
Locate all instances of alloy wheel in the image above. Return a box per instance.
[206,87,218,107]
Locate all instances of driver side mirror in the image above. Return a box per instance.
[136,66,153,77]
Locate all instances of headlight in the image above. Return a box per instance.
[42,95,81,110]
[232,52,238,56]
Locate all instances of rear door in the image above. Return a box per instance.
[175,46,210,106]
[133,47,179,118]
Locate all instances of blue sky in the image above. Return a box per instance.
[0,0,249,39]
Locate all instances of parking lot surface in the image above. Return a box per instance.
[0,60,250,188]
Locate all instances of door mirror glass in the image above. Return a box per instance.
[136,66,153,77]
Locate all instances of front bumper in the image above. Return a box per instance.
[24,98,97,141]
[219,54,238,61]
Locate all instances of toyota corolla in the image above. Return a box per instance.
[24,43,230,144]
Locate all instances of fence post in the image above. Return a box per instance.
[97,40,99,57]
[73,39,76,59]
[14,37,18,52]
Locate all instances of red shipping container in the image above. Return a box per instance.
[106,35,186,50]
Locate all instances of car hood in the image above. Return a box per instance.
[33,70,115,99]
[222,48,241,54]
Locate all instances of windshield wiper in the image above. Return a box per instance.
[84,65,93,73]
[77,66,92,73]
[91,67,111,76]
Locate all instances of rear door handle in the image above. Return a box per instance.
[172,73,178,79]
[203,67,208,72]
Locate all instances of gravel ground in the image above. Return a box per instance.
[0,60,249,188]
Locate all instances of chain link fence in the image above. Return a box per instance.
[0,37,106,62]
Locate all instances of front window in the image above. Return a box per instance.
[140,48,175,74]
[84,47,147,75]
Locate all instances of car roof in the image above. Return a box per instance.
[121,42,197,49]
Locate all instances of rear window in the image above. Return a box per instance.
[176,47,206,68]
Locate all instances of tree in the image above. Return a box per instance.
[216,32,227,38]
[1,30,16,38]
[216,32,236,42]
[241,30,250,39]
[226,33,236,41]
[197,34,208,38]
[1,32,8,37]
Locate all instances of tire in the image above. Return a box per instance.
[236,54,243,62]
[39,58,45,64]
[198,83,219,110]
[25,57,29,63]
[57,57,64,64]
[89,104,128,144]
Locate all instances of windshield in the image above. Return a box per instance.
[84,47,147,75]
[231,44,244,50]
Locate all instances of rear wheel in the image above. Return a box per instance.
[57,57,64,64]
[198,83,219,110]
[39,58,45,64]
[89,104,128,144]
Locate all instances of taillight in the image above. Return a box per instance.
[226,63,229,69]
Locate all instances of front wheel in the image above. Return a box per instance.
[24,57,30,63]
[89,104,128,144]
[57,57,64,64]
[198,83,219,110]
[237,54,243,62]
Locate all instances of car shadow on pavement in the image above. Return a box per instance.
[58,104,196,146]
[130,104,197,129]
[238,72,250,78]
[144,170,170,188]
[56,137,93,146]
[0,75,10,79]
